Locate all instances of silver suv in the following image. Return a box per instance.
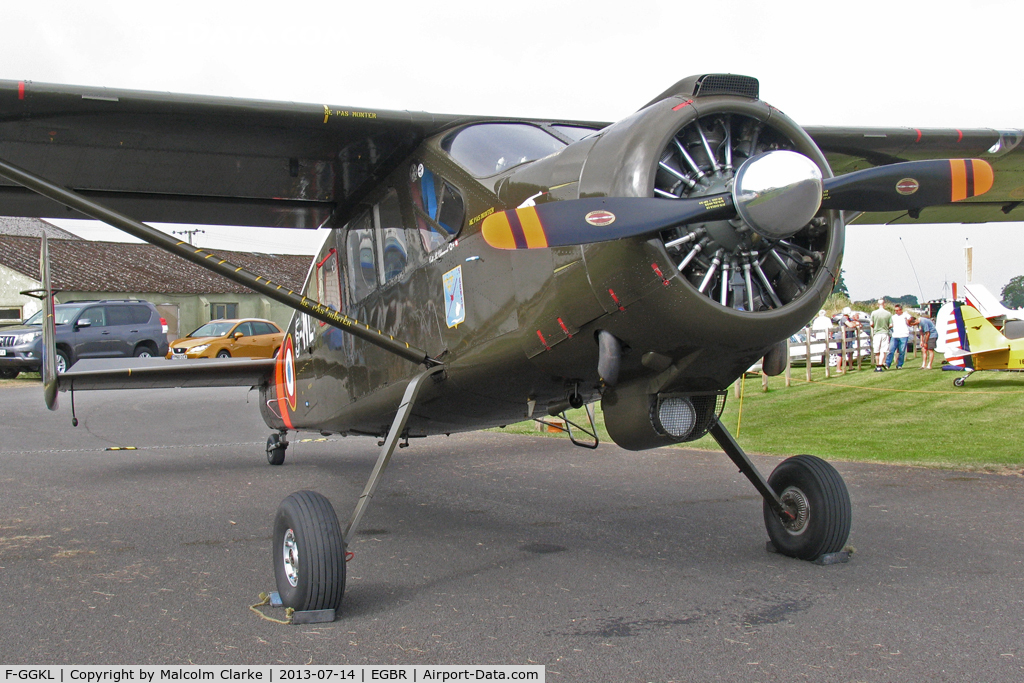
[0,300,169,378]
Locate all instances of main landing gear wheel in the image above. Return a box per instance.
[763,454,851,561]
[273,490,346,612]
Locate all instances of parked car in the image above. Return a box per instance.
[0,299,169,378]
[167,318,283,360]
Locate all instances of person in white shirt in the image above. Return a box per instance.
[885,304,915,369]
[811,309,832,341]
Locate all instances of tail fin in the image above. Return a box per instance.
[951,301,1010,370]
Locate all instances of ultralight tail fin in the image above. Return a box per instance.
[950,302,1010,369]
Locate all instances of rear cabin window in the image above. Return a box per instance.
[410,163,465,253]
[441,123,567,177]
[375,189,409,285]
[317,248,343,312]
[346,211,377,304]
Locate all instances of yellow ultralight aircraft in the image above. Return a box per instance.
[947,301,1024,386]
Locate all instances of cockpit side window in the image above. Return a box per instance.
[441,123,568,177]
[410,163,465,253]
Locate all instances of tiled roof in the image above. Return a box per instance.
[0,234,311,294]
[0,217,82,240]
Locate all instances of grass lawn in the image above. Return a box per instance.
[499,355,1024,472]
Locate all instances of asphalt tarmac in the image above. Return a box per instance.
[1,383,1022,681]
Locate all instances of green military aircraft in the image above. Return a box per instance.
[1,74,1020,617]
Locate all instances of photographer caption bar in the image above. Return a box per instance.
[3,667,544,683]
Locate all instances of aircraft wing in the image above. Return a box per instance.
[0,80,1019,231]
[0,80,478,230]
[806,126,1024,225]
[56,357,275,391]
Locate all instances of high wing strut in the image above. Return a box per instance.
[0,158,439,368]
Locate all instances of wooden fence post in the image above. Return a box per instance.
[805,328,813,382]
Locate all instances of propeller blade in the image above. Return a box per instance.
[481,195,734,250]
[821,158,993,212]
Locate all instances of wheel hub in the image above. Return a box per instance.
[282,528,299,587]
[779,486,810,535]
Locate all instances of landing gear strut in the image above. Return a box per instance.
[709,418,851,561]
[271,365,445,616]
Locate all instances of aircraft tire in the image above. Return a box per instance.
[266,433,286,466]
[273,490,346,612]
[762,454,851,561]
[953,377,966,387]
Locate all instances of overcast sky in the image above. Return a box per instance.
[4,0,1021,302]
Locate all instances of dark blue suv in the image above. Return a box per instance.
[0,300,169,378]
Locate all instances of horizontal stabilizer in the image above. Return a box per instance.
[57,357,275,391]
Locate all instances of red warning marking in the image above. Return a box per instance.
[18,81,25,100]
[608,289,625,312]
[651,263,670,286]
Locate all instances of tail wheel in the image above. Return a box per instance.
[266,432,287,466]
[273,490,346,612]
[763,455,851,560]
[655,111,834,312]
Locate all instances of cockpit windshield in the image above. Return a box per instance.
[442,123,572,177]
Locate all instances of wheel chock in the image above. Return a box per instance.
[251,592,337,624]
[291,609,336,625]
[765,541,852,565]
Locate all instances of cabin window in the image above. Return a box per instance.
[441,123,567,177]
[410,163,465,252]
[316,248,343,312]
[346,211,377,304]
[375,189,408,284]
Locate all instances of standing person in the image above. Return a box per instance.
[918,314,937,369]
[839,307,861,369]
[885,304,913,369]
[870,299,892,372]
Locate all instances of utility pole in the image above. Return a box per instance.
[172,228,205,245]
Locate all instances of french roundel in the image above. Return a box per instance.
[282,337,296,410]
[275,335,297,420]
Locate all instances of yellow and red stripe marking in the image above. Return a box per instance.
[481,207,549,249]
[949,159,994,202]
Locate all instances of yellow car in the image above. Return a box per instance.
[167,318,284,360]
